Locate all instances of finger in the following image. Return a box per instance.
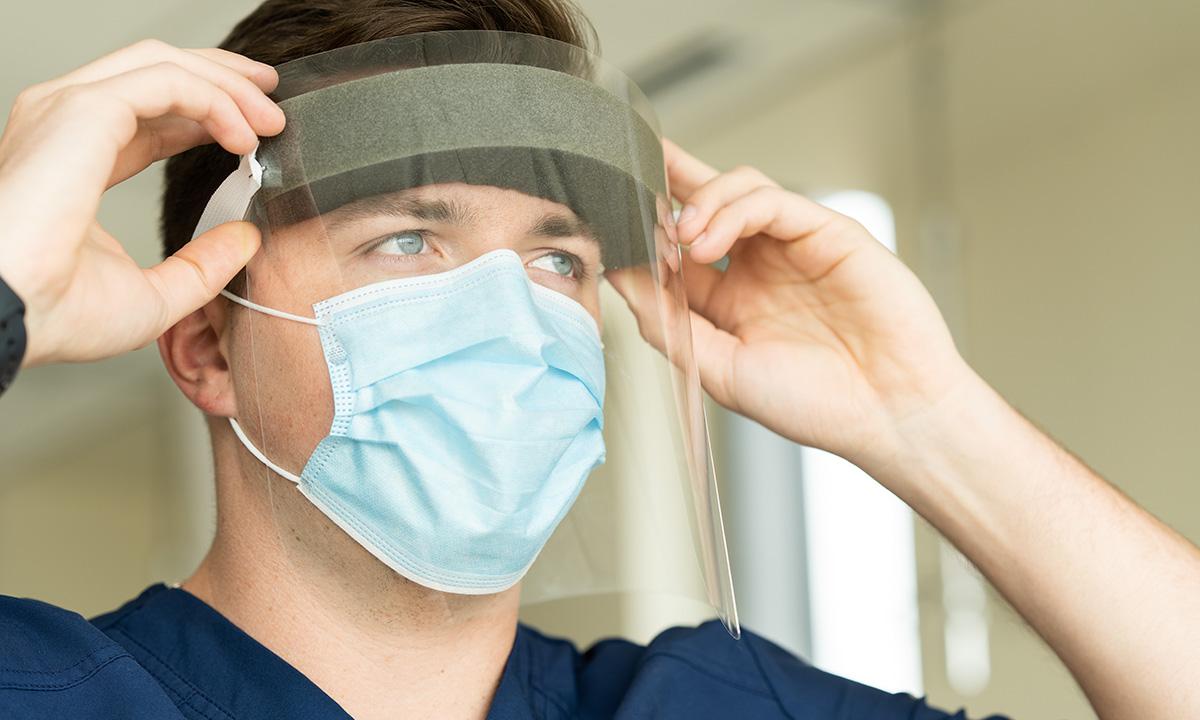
[5,63,264,238]
[679,252,724,318]
[136,51,283,136]
[38,40,278,96]
[674,165,779,246]
[143,221,261,334]
[35,44,283,147]
[96,55,283,187]
[107,116,210,187]
[162,50,284,134]
[607,255,725,336]
[685,307,740,410]
[691,185,853,270]
[663,138,719,203]
[76,62,268,159]
[186,48,279,90]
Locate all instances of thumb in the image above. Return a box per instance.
[144,220,260,333]
[606,267,740,409]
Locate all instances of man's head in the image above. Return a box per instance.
[157,0,604,606]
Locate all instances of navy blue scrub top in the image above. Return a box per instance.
[0,584,1008,719]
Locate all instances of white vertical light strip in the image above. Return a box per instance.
[723,409,811,659]
[802,191,923,695]
[939,540,991,695]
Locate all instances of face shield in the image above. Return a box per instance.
[193,30,738,639]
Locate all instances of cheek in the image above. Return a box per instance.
[586,302,602,329]
[581,283,602,328]
[231,315,335,471]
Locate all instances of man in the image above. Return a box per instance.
[0,1,1196,718]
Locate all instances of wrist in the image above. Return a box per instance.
[858,365,1016,517]
[0,240,58,370]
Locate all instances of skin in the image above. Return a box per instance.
[175,183,606,720]
[1,40,1198,720]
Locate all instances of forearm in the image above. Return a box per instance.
[867,370,1200,719]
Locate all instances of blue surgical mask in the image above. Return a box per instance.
[226,249,606,594]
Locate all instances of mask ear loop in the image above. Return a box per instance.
[228,417,302,484]
[219,290,324,326]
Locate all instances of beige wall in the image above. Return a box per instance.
[0,365,214,617]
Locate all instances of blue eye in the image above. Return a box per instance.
[530,251,577,277]
[375,231,427,256]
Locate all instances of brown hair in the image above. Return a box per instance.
[159,0,596,258]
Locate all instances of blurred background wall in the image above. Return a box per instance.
[2,1,1197,718]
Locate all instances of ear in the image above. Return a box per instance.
[158,299,236,417]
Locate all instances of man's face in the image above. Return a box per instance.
[227,182,605,481]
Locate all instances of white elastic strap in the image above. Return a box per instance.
[219,289,324,326]
[192,151,264,240]
[229,418,302,484]
[196,150,324,327]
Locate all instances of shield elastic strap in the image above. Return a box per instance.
[192,151,262,241]
[192,152,323,326]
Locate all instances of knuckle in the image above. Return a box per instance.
[707,202,731,223]
[149,62,196,96]
[175,252,215,293]
[131,38,173,56]
[748,185,788,211]
[708,207,742,235]
[12,85,46,110]
[55,84,100,110]
[149,60,185,77]
[731,164,776,187]
[824,212,860,236]
[686,182,721,210]
[144,279,175,333]
[52,85,126,127]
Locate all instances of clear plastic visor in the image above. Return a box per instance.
[219,30,738,640]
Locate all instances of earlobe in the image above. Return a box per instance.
[158,300,237,417]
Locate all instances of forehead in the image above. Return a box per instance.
[323,183,595,232]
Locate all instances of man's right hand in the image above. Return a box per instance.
[0,40,285,367]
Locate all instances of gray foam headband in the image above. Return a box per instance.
[255,63,666,269]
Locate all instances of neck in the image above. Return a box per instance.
[185,426,521,720]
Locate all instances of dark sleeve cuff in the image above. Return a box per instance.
[0,274,27,395]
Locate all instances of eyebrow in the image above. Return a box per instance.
[325,196,479,232]
[325,193,599,245]
[529,213,595,242]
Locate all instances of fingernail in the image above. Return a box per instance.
[690,231,708,248]
[663,243,680,273]
[254,67,280,92]
[677,205,697,225]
